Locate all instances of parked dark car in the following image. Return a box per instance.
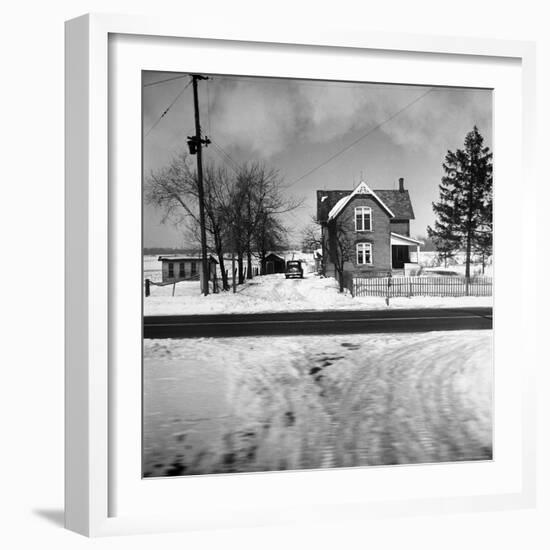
[285,260,304,279]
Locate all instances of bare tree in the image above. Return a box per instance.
[147,155,300,289]
[300,220,322,253]
[146,153,234,291]
[255,213,289,274]
[232,162,301,282]
[326,217,354,293]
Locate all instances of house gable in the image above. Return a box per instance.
[317,185,415,223]
[327,181,395,221]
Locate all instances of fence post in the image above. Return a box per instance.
[346,272,354,297]
[385,270,392,306]
[213,273,218,294]
[145,278,150,297]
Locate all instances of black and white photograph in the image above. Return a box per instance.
[142,71,493,478]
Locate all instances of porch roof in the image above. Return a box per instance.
[390,232,423,246]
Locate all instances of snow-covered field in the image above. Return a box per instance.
[144,255,492,316]
[412,251,493,276]
[420,265,494,277]
[143,330,493,476]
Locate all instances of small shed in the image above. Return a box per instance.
[158,254,218,283]
[262,253,286,274]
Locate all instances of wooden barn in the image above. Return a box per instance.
[262,253,285,274]
[158,254,218,283]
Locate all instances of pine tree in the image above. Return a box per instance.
[427,126,493,278]
[426,224,459,268]
[473,229,492,274]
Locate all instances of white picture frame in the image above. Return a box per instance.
[65,13,537,537]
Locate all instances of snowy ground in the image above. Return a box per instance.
[420,265,494,277]
[144,270,493,316]
[143,330,493,476]
[413,251,493,276]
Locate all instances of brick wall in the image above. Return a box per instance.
[327,194,392,275]
[389,219,410,237]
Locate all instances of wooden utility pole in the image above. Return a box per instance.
[232,226,237,293]
[232,251,237,293]
[188,74,211,296]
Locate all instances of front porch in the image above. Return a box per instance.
[390,232,423,269]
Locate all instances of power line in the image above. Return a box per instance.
[211,74,431,92]
[210,140,241,175]
[144,73,240,175]
[144,75,433,189]
[143,74,189,88]
[286,88,434,187]
[144,79,192,137]
[143,73,437,96]
[209,144,239,175]
[210,138,241,170]
[211,139,239,169]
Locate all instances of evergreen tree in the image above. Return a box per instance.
[473,228,492,274]
[472,164,493,274]
[427,126,493,278]
[426,225,459,268]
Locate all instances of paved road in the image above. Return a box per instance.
[143,307,492,339]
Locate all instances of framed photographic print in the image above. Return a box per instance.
[65,13,537,536]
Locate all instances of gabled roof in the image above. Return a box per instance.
[264,252,285,261]
[374,190,415,220]
[317,182,415,222]
[327,181,395,220]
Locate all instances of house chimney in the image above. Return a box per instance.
[398,177,405,192]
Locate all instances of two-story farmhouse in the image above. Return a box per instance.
[317,178,422,276]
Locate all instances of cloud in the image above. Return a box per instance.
[204,79,306,157]
[204,77,491,159]
[142,73,492,247]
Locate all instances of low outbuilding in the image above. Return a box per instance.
[261,253,286,274]
[158,254,218,283]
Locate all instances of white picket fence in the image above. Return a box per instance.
[352,276,492,298]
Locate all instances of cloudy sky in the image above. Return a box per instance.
[143,71,492,248]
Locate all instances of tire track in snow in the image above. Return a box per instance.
[319,332,492,467]
[143,331,492,475]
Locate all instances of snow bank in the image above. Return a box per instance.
[144,270,492,316]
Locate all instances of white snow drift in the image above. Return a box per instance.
[145,269,492,316]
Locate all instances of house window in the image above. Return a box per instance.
[356,243,373,265]
[355,206,372,231]
[191,262,197,276]
[179,262,185,278]
[168,262,174,278]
